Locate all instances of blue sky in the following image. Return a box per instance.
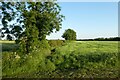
[46,2,118,40]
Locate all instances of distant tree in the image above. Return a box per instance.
[62,29,76,40]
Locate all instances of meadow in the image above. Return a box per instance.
[1,40,119,78]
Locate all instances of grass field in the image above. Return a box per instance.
[56,41,118,55]
[0,40,15,44]
[1,41,119,78]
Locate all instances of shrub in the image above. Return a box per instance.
[2,48,55,78]
[48,40,65,48]
[48,50,118,71]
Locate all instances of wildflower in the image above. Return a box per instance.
[15,54,20,59]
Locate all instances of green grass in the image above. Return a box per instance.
[0,40,15,43]
[56,41,118,55]
[2,41,119,78]
[0,40,18,52]
[46,41,119,78]
[2,43,19,52]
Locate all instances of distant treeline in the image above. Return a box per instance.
[77,37,120,41]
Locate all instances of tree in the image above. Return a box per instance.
[62,29,76,40]
[6,34,13,41]
[0,2,24,39]
[1,2,64,54]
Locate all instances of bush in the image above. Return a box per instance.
[47,50,118,71]
[48,40,65,48]
[2,48,55,78]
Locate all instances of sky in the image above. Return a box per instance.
[46,2,118,40]
[0,2,118,40]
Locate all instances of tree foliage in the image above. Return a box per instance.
[62,29,76,40]
[0,2,24,40]
[0,2,64,54]
[77,37,120,41]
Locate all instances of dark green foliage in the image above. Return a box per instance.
[6,34,13,41]
[77,37,120,41]
[2,51,118,78]
[46,50,118,78]
[48,52,118,71]
[62,29,76,40]
[0,2,24,40]
[48,40,65,47]
[94,37,120,41]
[2,49,55,78]
[18,2,64,54]
[18,40,50,56]
[1,32,5,38]
[1,1,65,76]
[1,2,64,40]
[1,2,64,54]
[2,43,19,52]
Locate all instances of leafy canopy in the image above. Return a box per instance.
[0,2,64,54]
[0,2,64,40]
[62,29,76,40]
